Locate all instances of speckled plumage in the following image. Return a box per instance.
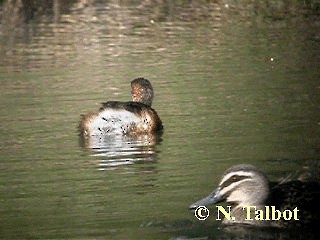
[79,78,162,136]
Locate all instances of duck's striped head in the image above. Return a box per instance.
[190,164,270,209]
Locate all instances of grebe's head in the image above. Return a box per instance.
[190,164,270,209]
[131,78,154,106]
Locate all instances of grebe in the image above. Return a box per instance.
[80,78,162,136]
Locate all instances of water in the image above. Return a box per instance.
[0,1,319,239]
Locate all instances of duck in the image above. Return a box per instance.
[79,78,163,136]
[190,164,320,229]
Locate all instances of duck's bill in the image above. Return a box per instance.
[189,186,223,209]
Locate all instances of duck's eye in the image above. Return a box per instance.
[231,176,238,182]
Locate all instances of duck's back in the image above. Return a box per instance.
[270,180,320,228]
[80,101,162,136]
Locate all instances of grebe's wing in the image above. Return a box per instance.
[100,101,147,114]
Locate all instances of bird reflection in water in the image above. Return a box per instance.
[79,133,162,171]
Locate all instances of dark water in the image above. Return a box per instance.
[0,1,319,239]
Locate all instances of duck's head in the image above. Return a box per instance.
[190,164,270,209]
[131,78,154,106]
